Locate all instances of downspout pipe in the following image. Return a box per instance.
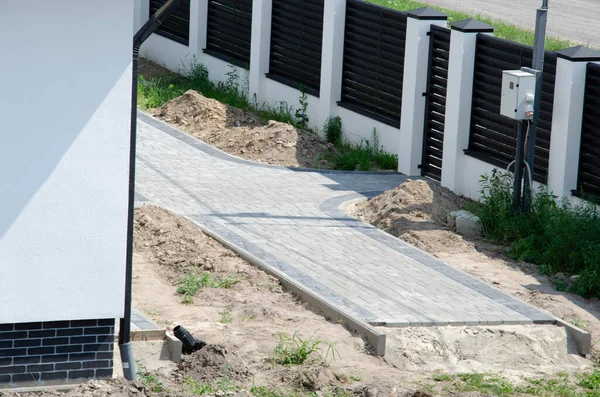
[120,0,183,381]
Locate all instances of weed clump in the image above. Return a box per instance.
[176,269,243,304]
[272,332,339,366]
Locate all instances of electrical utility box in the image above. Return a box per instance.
[500,70,536,120]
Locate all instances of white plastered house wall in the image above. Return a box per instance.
[0,0,134,384]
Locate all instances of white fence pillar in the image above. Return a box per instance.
[191,0,209,57]
[319,0,347,128]
[547,47,600,197]
[441,20,494,191]
[398,8,447,176]
[249,0,273,103]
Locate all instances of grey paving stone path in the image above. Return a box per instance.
[135,112,555,327]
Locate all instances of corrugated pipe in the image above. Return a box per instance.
[120,0,183,381]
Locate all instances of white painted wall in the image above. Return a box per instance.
[337,107,401,155]
[0,0,132,324]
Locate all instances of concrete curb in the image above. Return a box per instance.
[165,333,183,363]
[555,318,592,356]
[181,216,387,357]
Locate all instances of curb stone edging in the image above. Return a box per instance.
[555,318,592,356]
[180,214,387,357]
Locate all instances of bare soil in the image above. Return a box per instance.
[152,90,335,169]
[131,205,589,392]
[351,179,600,350]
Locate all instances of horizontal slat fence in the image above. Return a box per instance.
[467,34,557,183]
[339,0,407,127]
[576,63,600,199]
[205,0,252,67]
[267,0,325,97]
[150,0,191,46]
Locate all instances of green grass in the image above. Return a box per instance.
[220,304,233,324]
[138,60,297,126]
[137,363,167,393]
[272,332,339,366]
[366,0,573,51]
[324,116,343,146]
[176,270,244,304]
[470,169,600,299]
[323,128,398,171]
[427,371,600,397]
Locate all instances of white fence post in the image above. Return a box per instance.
[319,0,347,130]
[441,20,494,192]
[398,8,447,176]
[249,0,273,103]
[191,0,209,58]
[547,47,600,197]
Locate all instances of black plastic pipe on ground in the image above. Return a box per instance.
[119,0,183,381]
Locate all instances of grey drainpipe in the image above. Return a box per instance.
[120,0,183,381]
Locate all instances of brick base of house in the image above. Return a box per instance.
[0,319,115,386]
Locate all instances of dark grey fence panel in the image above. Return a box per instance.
[338,0,407,127]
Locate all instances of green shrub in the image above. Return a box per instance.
[272,332,339,366]
[295,85,309,129]
[474,170,600,298]
[324,128,398,171]
[324,116,343,145]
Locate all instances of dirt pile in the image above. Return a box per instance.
[176,344,251,384]
[134,205,275,291]
[154,90,259,131]
[382,325,591,379]
[352,179,600,352]
[351,179,471,253]
[152,90,334,169]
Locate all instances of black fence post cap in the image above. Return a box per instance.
[407,7,447,20]
[451,19,495,33]
[556,46,600,62]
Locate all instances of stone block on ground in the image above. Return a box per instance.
[448,210,482,238]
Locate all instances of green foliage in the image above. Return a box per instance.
[176,271,205,304]
[251,385,284,397]
[365,0,573,51]
[295,85,310,130]
[323,116,343,145]
[220,304,233,324]
[272,332,339,366]
[137,363,166,393]
[138,60,297,126]
[429,371,600,397]
[473,169,600,298]
[186,377,216,395]
[176,270,243,303]
[323,128,398,171]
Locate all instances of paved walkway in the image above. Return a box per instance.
[135,113,554,327]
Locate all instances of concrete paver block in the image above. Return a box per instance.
[448,210,483,238]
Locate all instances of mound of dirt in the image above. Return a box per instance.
[382,325,591,380]
[351,179,471,253]
[176,344,251,384]
[152,90,335,169]
[134,205,277,291]
[154,90,260,131]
